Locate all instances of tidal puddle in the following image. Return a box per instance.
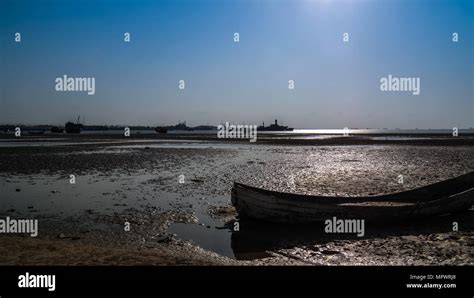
[0,171,241,258]
[168,222,234,258]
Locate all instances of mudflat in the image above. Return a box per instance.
[0,133,473,265]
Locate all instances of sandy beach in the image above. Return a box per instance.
[0,133,473,265]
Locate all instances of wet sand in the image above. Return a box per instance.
[0,133,473,265]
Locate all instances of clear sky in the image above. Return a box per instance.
[1,0,473,128]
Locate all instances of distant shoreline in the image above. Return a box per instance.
[1,125,473,133]
[1,132,474,147]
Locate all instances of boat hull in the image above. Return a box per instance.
[231,172,474,224]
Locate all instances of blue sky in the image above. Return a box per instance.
[1,0,472,128]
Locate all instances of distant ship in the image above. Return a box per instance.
[155,127,168,134]
[28,130,45,135]
[65,116,83,133]
[257,119,293,132]
[156,122,218,133]
[170,121,194,131]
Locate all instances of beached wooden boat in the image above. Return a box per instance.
[231,172,474,223]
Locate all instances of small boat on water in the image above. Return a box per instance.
[231,172,474,223]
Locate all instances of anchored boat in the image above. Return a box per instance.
[65,116,83,134]
[257,119,293,132]
[231,172,474,223]
[50,126,64,133]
